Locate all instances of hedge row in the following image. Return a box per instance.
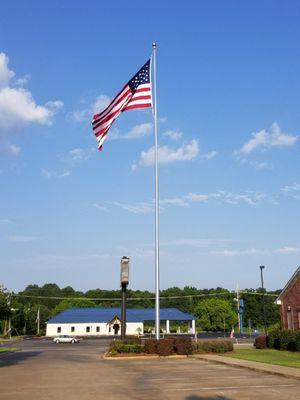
[254,330,300,351]
[109,337,234,356]
[193,340,233,353]
[144,338,193,356]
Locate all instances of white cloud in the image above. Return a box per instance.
[203,150,218,160]
[92,203,108,212]
[0,53,63,156]
[110,123,152,140]
[281,183,300,193]
[41,169,70,179]
[92,94,111,114]
[63,147,95,162]
[15,74,30,87]
[0,219,13,224]
[106,189,270,215]
[7,235,40,243]
[45,100,64,110]
[0,53,14,89]
[238,122,298,155]
[109,201,154,214]
[161,238,232,248]
[163,130,182,141]
[160,197,190,207]
[254,161,272,170]
[135,139,199,168]
[281,182,300,200]
[72,94,110,122]
[210,246,300,256]
[0,142,21,157]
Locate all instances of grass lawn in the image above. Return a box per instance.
[223,348,300,369]
[0,347,18,353]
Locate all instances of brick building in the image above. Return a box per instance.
[276,267,300,330]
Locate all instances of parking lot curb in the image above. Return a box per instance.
[192,354,300,380]
[102,352,188,360]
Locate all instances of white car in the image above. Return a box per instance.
[53,335,79,344]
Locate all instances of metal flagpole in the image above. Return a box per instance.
[152,42,160,340]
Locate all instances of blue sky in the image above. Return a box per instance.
[1,1,300,292]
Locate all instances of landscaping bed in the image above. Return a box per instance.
[106,337,233,358]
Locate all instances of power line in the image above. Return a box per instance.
[12,290,278,302]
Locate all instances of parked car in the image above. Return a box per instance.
[53,335,79,344]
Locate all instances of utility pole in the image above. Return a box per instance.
[236,284,240,333]
[8,292,12,340]
[120,256,129,341]
[260,265,267,334]
[36,306,40,336]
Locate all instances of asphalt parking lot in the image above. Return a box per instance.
[0,339,299,400]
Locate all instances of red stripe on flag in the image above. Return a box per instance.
[123,103,152,111]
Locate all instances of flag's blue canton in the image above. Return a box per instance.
[128,59,150,92]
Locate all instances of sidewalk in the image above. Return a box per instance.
[193,353,300,380]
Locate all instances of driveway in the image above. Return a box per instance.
[0,339,299,400]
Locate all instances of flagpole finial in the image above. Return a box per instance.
[152,42,157,49]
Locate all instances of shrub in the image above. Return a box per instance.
[122,336,141,345]
[144,338,194,356]
[194,339,233,353]
[109,340,144,354]
[279,330,296,351]
[295,331,300,352]
[144,339,158,354]
[156,338,175,356]
[268,329,300,352]
[268,329,281,349]
[174,338,193,355]
[254,335,268,349]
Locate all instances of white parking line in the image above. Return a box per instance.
[162,384,298,392]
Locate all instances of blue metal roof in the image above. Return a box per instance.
[47,307,195,324]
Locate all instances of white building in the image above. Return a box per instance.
[46,307,196,336]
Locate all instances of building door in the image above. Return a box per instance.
[113,323,120,335]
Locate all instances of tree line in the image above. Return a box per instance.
[0,283,281,336]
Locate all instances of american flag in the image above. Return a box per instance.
[92,59,152,150]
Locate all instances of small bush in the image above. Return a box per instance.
[295,332,300,352]
[268,329,281,349]
[279,330,296,351]
[109,340,144,354]
[122,336,141,345]
[174,338,193,355]
[144,339,158,354]
[268,329,300,352]
[254,335,268,349]
[156,338,175,356]
[194,340,233,353]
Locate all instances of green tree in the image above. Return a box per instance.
[193,298,238,331]
[0,286,10,321]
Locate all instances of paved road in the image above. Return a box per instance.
[0,339,299,400]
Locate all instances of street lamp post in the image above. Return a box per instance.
[260,265,267,334]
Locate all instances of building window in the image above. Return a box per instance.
[287,310,293,330]
[71,326,75,333]
[86,326,90,333]
[57,327,61,333]
[96,326,100,333]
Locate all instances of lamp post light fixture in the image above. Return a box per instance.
[120,256,129,341]
[260,265,267,334]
